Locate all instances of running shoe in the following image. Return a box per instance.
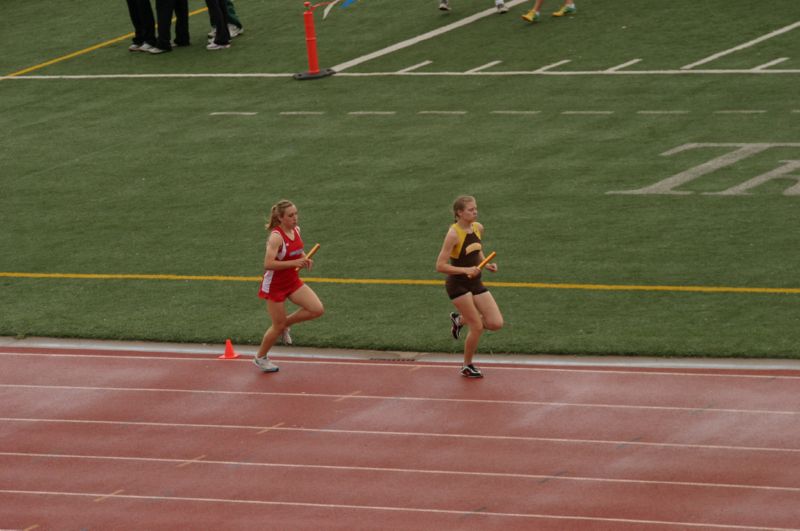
[281,327,293,346]
[253,355,279,373]
[552,4,577,16]
[521,9,540,22]
[450,312,463,340]
[496,2,509,13]
[128,43,142,52]
[438,0,451,11]
[206,42,231,50]
[461,364,483,378]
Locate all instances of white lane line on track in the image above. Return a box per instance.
[3,383,799,416]
[5,451,800,494]
[2,351,800,378]
[0,489,795,529]
[3,418,800,454]
[681,21,800,70]
[209,112,256,116]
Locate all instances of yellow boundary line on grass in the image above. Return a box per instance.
[5,8,209,77]
[2,272,799,295]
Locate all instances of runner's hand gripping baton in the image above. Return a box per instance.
[296,243,321,271]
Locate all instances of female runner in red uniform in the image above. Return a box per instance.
[253,200,324,372]
[435,195,503,377]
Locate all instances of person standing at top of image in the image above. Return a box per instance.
[522,0,576,23]
[125,0,157,52]
[151,0,190,53]
[208,0,244,40]
[436,196,504,378]
[204,0,231,50]
[438,0,509,14]
[254,200,325,373]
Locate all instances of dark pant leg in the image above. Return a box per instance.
[174,0,190,45]
[126,0,156,45]
[226,0,242,29]
[139,0,157,46]
[205,0,230,44]
[154,0,176,50]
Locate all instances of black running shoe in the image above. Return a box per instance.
[450,312,462,339]
[460,364,483,378]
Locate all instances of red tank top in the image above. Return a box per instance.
[259,226,304,297]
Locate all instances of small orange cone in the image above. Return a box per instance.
[219,339,240,359]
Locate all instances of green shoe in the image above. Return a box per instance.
[552,4,576,16]
[521,9,540,22]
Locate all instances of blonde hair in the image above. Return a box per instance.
[452,195,476,222]
[266,199,295,231]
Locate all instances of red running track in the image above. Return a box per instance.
[1,344,799,530]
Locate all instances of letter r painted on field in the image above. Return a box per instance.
[608,143,800,196]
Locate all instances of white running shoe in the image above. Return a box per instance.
[439,0,451,11]
[281,327,293,346]
[496,2,509,13]
[253,355,279,373]
[206,42,231,50]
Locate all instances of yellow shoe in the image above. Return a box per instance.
[552,4,576,16]
[521,9,540,22]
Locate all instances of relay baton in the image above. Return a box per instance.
[296,243,320,271]
[477,251,496,270]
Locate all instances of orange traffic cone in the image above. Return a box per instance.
[219,339,240,359]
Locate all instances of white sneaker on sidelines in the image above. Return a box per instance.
[128,43,142,52]
[228,24,243,38]
[281,327,293,346]
[496,2,509,13]
[206,42,231,50]
[253,355,279,373]
[438,0,451,11]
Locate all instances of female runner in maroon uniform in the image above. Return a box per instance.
[435,195,503,377]
[253,200,324,372]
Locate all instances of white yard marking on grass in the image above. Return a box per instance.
[753,57,790,71]
[210,112,256,116]
[330,0,528,72]
[637,110,690,115]
[562,110,614,115]
[681,20,800,69]
[465,60,502,73]
[279,111,325,115]
[714,110,768,114]
[605,59,642,72]
[490,110,541,115]
[347,111,397,115]
[397,60,432,73]
[418,110,467,115]
[535,59,571,72]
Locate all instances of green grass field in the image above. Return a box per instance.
[2,0,799,358]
